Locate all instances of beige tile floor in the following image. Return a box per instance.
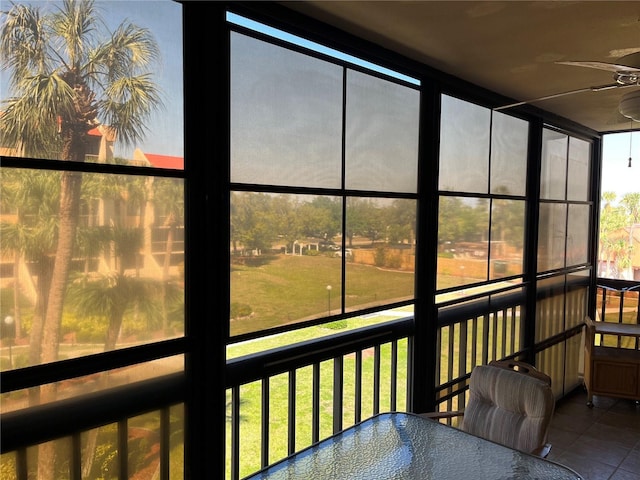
[546,388,640,480]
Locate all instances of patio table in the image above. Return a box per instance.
[244,412,583,479]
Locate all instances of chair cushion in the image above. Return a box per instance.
[461,364,555,453]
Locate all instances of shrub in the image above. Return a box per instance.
[374,246,387,267]
[386,253,402,269]
[324,319,348,330]
[231,302,252,319]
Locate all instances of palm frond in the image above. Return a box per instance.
[100,74,164,147]
[2,0,163,154]
[88,22,160,82]
[50,0,98,69]
[67,271,165,324]
[0,73,74,155]
[0,3,51,86]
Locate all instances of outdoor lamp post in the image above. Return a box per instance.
[3,315,15,368]
[326,285,332,316]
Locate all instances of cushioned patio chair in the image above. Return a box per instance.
[421,360,555,457]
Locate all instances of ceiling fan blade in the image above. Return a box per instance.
[494,84,621,111]
[556,60,640,73]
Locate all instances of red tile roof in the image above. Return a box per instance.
[143,153,184,170]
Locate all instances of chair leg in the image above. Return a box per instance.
[586,391,594,408]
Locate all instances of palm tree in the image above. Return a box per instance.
[620,192,640,225]
[1,0,162,370]
[1,1,162,477]
[0,169,60,371]
[153,177,184,334]
[67,270,162,352]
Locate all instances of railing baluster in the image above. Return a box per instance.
[390,340,398,411]
[471,317,478,368]
[355,351,362,423]
[445,325,455,415]
[458,321,468,412]
[261,378,270,468]
[482,314,489,365]
[435,328,442,393]
[373,345,381,415]
[459,320,468,378]
[15,448,27,480]
[312,363,320,443]
[333,356,343,434]
[288,370,296,455]
[160,407,170,480]
[118,419,128,480]
[406,337,414,412]
[501,309,508,358]
[231,385,241,480]
[71,432,82,480]
[447,324,455,384]
[491,311,498,361]
[510,307,517,354]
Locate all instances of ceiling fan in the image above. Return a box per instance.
[495,52,640,121]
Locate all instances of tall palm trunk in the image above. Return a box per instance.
[38,170,83,479]
[28,255,54,405]
[105,309,126,352]
[12,249,22,339]
[38,122,86,478]
[162,215,175,335]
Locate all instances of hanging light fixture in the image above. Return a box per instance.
[620,90,640,122]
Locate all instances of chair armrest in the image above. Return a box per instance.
[418,410,464,420]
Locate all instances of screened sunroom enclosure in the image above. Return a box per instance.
[2,2,631,479]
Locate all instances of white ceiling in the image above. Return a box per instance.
[282,1,640,134]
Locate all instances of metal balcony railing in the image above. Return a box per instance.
[596,279,640,350]
[4,278,638,479]
[1,374,184,480]
[225,319,413,479]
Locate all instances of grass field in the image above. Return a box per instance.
[230,253,415,336]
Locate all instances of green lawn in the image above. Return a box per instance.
[230,253,414,336]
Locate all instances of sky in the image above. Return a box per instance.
[601,131,640,198]
[95,0,184,158]
[2,1,640,199]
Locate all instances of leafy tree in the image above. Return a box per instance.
[599,192,628,277]
[491,199,525,250]
[1,1,162,476]
[306,196,341,240]
[346,198,377,246]
[387,199,416,246]
[271,194,301,251]
[620,192,640,224]
[438,196,479,246]
[0,169,60,373]
[153,177,184,333]
[231,192,278,253]
[68,272,159,348]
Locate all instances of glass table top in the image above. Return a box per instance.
[245,412,583,480]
